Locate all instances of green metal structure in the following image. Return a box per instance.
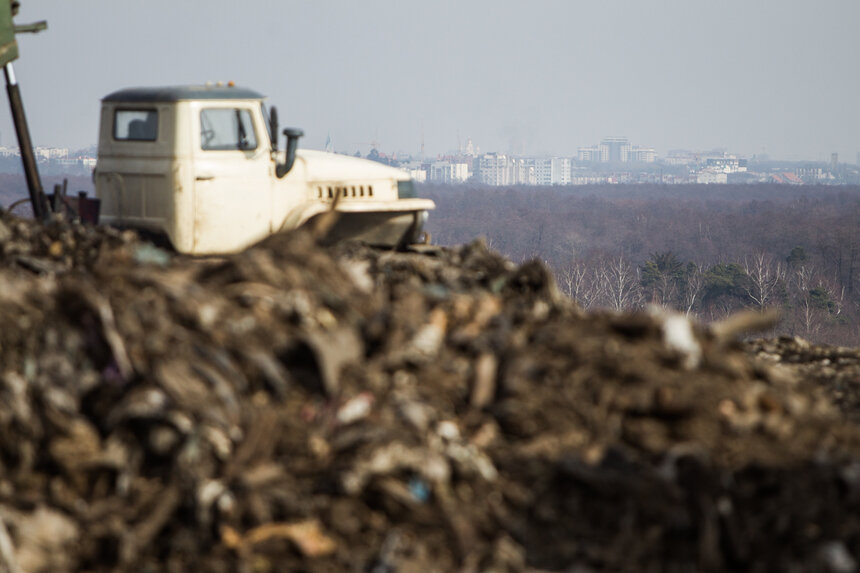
[0,1,49,220]
[0,1,19,66]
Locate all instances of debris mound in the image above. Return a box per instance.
[1,210,860,572]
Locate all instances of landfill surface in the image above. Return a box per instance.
[1,211,860,573]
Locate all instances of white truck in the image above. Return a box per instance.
[93,84,434,255]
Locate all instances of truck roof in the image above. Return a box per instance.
[102,85,265,103]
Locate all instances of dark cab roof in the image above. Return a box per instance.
[102,85,265,103]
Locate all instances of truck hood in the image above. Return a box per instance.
[295,149,410,182]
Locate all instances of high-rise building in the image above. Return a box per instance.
[533,158,553,185]
[399,161,427,182]
[577,147,600,162]
[429,161,469,183]
[629,147,657,163]
[598,137,631,163]
[477,153,509,186]
[532,157,571,184]
[509,158,536,185]
[578,138,655,164]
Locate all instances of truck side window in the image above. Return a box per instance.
[114,110,158,141]
[200,108,257,151]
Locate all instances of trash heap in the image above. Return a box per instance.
[749,337,860,424]
[1,210,860,573]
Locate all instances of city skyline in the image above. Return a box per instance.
[2,136,857,186]
[2,1,858,162]
[0,134,827,163]
[2,135,856,168]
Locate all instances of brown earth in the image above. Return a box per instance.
[0,211,860,572]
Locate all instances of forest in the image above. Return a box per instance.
[421,183,860,346]
[2,177,860,345]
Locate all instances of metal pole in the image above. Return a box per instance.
[4,62,48,220]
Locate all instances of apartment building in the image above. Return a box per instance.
[534,157,572,185]
[477,153,509,186]
[475,154,574,186]
[578,137,656,164]
[429,161,469,183]
[509,157,536,185]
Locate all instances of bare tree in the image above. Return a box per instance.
[742,252,785,310]
[791,264,824,337]
[556,259,602,309]
[681,262,706,318]
[597,254,642,311]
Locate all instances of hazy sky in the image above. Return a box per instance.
[4,1,860,161]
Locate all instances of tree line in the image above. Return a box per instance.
[421,183,860,345]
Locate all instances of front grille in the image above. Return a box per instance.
[316,185,374,201]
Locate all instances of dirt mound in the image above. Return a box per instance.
[1,211,860,572]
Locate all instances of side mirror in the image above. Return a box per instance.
[269,106,279,153]
[276,127,303,178]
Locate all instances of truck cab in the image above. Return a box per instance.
[95,85,434,255]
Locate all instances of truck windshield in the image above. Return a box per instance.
[261,103,271,142]
[200,108,257,151]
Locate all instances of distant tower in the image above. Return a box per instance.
[856,152,859,166]
[831,152,839,172]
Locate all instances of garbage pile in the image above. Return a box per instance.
[1,210,860,572]
[749,337,860,423]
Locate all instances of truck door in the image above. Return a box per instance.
[191,104,272,254]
